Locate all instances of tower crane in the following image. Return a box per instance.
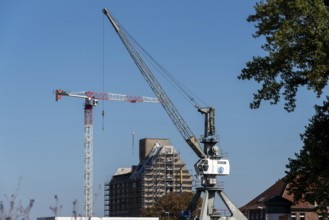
[55,89,158,217]
[103,8,247,220]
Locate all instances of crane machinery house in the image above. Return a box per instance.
[104,138,193,217]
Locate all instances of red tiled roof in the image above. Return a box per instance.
[240,177,316,211]
[240,178,286,210]
[282,189,315,209]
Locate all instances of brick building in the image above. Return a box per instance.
[240,177,327,220]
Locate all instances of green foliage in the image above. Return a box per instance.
[239,0,329,112]
[241,0,329,215]
[285,97,329,216]
[140,192,201,220]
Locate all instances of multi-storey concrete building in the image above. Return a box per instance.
[104,138,193,217]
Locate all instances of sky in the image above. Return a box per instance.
[0,1,326,219]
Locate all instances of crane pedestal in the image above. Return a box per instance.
[187,186,247,220]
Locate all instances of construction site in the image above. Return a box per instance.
[50,5,318,220]
[104,138,193,217]
[52,7,247,220]
[3,2,329,220]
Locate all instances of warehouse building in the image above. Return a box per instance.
[104,138,193,217]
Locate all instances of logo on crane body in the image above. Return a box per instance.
[195,158,230,176]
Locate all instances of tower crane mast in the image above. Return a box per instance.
[103,8,247,220]
[55,89,158,218]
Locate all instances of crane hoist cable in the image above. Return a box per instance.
[102,15,106,130]
[120,24,208,109]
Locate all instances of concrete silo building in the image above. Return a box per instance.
[104,138,193,217]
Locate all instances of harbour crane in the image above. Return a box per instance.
[55,89,159,217]
[103,8,247,220]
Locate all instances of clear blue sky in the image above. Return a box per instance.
[0,1,323,219]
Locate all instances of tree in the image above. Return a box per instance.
[0,177,34,220]
[286,97,329,215]
[238,0,329,112]
[140,192,201,220]
[239,0,329,214]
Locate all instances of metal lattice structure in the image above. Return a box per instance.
[84,104,93,217]
[55,89,158,217]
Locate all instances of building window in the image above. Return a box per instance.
[291,213,296,220]
[299,213,306,220]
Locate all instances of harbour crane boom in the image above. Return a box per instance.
[102,8,206,159]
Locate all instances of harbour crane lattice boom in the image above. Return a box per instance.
[102,9,206,159]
